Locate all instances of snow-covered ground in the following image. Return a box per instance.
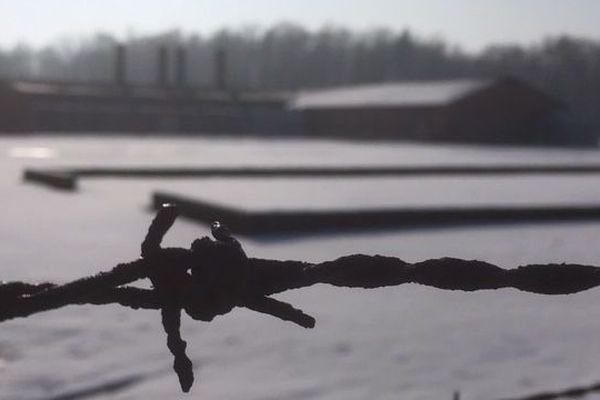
[3,136,600,399]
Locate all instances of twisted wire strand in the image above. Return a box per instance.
[2,204,599,393]
[2,256,599,323]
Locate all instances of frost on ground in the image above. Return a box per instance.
[3,136,600,399]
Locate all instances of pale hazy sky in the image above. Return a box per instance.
[1,0,599,52]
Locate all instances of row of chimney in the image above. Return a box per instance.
[113,44,227,90]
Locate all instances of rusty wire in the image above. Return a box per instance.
[2,204,600,393]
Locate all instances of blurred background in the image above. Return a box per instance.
[2,1,600,399]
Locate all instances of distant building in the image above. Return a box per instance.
[0,80,292,134]
[0,73,580,146]
[290,78,573,145]
[0,43,296,135]
[0,43,579,144]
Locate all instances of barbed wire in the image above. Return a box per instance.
[2,204,600,393]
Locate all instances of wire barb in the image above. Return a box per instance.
[1,205,600,392]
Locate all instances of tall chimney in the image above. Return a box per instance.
[114,44,126,85]
[215,45,227,91]
[175,46,187,88]
[157,46,169,87]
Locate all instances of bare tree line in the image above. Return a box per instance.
[1,24,599,132]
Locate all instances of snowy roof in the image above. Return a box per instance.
[8,80,290,103]
[290,79,493,110]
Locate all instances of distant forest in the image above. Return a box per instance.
[1,24,599,132]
